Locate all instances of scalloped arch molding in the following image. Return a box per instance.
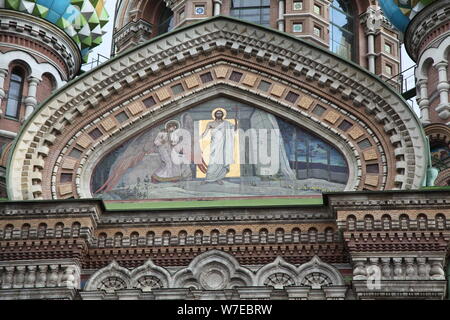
[6,16,427,200]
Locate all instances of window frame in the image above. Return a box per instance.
[5,66,26,120]
[329,0,356,61]
[229,0,271,27]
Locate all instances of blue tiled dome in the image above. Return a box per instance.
[379,0,438,33]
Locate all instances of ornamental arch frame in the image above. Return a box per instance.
[6,16,427,201]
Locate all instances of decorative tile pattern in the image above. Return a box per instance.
[156,88,171,101]
[62,158,77,170]
[348,127,364,140]
[365,175,379,187]
[185,76,200,89]
[364,149,378,161]
[215,66,228,79]
[101,118,117,132]
[297,96,315,110]
[127,101,144,116]
[59,183,73,196]
[270,84,285,97]
[76,135,93,149]
[324,111,340,124]
[242,74,257,87]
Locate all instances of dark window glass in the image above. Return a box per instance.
[285,92,300,103]
[5,68,25,119]
[143,96,156,108]
[257,80,271,92]
[115,112,129,123]
[200,72,213,83]
[89,128,103,140]
[338,120,353,131]
[171,84,184,94]
[330,0,355,61]
[230,0,271,27]
[69,148,83,159]
[230,71,243,82]
[158,5,174,35]
[312,105,326,116]
[366,164,379,174]
[357,139,372,150]
[61,173,73,183]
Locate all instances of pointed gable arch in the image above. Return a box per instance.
[6,16,427,201]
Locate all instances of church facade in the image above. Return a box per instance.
[0,0,450,300]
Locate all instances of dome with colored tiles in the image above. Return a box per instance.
[379,0,438,33]
[0,0,109,63]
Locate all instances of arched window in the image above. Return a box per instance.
[275,228,285,243]
[114,232,123,247]
[157,5,174,35]
[4,224,13,240]
[72,222,81,237]
[417,214,427,230]
[329,0,355,61]
[325,228,334,242]
[292,228,301,243]
[5,67,25,119]
[259,228,268,244]
[308,228,318,243]
[210,229,219,244]
[364,215,374,230]
[98,233,107,248]
[130,232,139,247]
[194,230,203,245]
[147,231,155,246]
[38,223,47,238]
[347,215,356,231]
[243,229,252,244]
[55,223,64,238]
[382,215,391,230]
[21,224,30,239]
[227,229,236,244]
[162,231,171,246]
[178,230,187,245]
[230,0,271,27]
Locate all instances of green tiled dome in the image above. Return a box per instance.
[0,0,109,63]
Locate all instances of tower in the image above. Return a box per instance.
[0,0,109,197]
[380,0,450,186]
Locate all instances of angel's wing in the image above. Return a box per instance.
[94,126,161,194]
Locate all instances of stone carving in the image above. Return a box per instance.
[0,263,80,289]
[351,257,445,281]
[84,250,345,296]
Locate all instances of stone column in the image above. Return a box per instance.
[213,0,222,16]
[24,76,40,119]
[361,7,382,73]
[278,0,285,32]
[417,79,431,124]
[435,61,450,119]
[0,68,8,115]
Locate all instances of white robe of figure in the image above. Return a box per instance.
[204,120,235,182]
[250,110,296,180]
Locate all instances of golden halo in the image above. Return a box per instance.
[211,108,227,119]
[165,119,181,130]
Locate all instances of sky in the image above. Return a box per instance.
[87,1,420,114]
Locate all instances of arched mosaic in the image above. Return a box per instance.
[91,98,349,200]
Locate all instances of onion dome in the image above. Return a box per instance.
[378,0,438,33]
[0,0,109,63]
